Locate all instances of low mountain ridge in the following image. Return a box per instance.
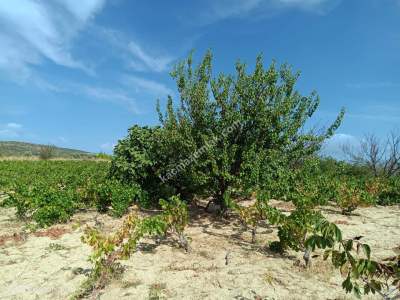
[0,141,92,158]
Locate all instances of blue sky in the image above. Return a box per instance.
[0,0,399,155]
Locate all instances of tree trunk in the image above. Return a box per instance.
[214,177,228,212]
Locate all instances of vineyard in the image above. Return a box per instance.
[0,52,399,300]
[0,159,399,299]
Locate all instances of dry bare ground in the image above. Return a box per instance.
[0,199,399,300]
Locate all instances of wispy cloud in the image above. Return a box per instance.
[81,86,140,114]
[0,0,105,81]
[347,113,400,123]
[202,0,263,22]
[0,122,23,138]
[57,136,68,144]
[59,0,105,21]
[6,123,22,129]
[128,41,174,73]
[344,104,400,123]
[197,0,340,24]
[0,105,28,117]
[98,28,174,73]
[346,82,400,89]
[100,142,116,153]
[275,0,337,9]
[15,74,142,114]
[0,0,176,104]
[122,75,174,97]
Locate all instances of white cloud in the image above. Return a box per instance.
[58,136,68,143]
[342,104,400,124]
[0,129,18,138]
[327,133,358,144]
[0,2,174,93]
[98,28,174,73]
[200,0,340,24]
[100,142,116,153]
[0,0,105,80]
[57,0,105,22]
[347,113,400,123]
[81,86,140,114]
[6,123,22,129]
[205,0,262,21]
[321,133,359,159]
[14,75,142,114]
[128,41,174,73]
[276,0,332,7]
[0,122,23,138]
[0,105,28,117]
[123,75,174,97]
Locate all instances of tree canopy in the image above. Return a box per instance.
[111,51,345,207]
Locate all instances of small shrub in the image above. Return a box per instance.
[94,180,147,216]
[377,177,400,205]
[76,195,189,299]
[96,152,113,160]
[39,145,56,160]
[336,182,362,215]
[10,185,76,227]
[269,241,284,253]
[32,192,75,227]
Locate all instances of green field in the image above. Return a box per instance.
[0,160,146,227]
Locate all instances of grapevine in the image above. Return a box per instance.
[73,195,189,299]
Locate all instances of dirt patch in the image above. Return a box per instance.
[269,199,296,212]
[0,203,398,299]
[334,219,351,225]
[33,227,71,239]
[0,232,27,247]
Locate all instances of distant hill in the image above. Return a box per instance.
[0,141,94,158]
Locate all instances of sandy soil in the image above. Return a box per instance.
[0,198,399,300]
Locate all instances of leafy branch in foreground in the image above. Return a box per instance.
[307,230,400,298]
[227,193,399,298]
[274,204,399,298]
[73,195,189,299]
[279,209,399,298]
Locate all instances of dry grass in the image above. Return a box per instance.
[121,279,143,289]
[33,227,70,239]
[164,262,219,273]
[0,232,27,247]
[334,219,351,225]
[148,282,167,299]
[197,249,214,259]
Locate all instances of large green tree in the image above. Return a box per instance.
[111,51,344,208]
[157,51,344,207]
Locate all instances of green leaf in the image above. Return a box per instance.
[353,284,361,299]
[362,244,371,260]
[344,239,353,252]
[323,249,331,261]
[342,274,353,293]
